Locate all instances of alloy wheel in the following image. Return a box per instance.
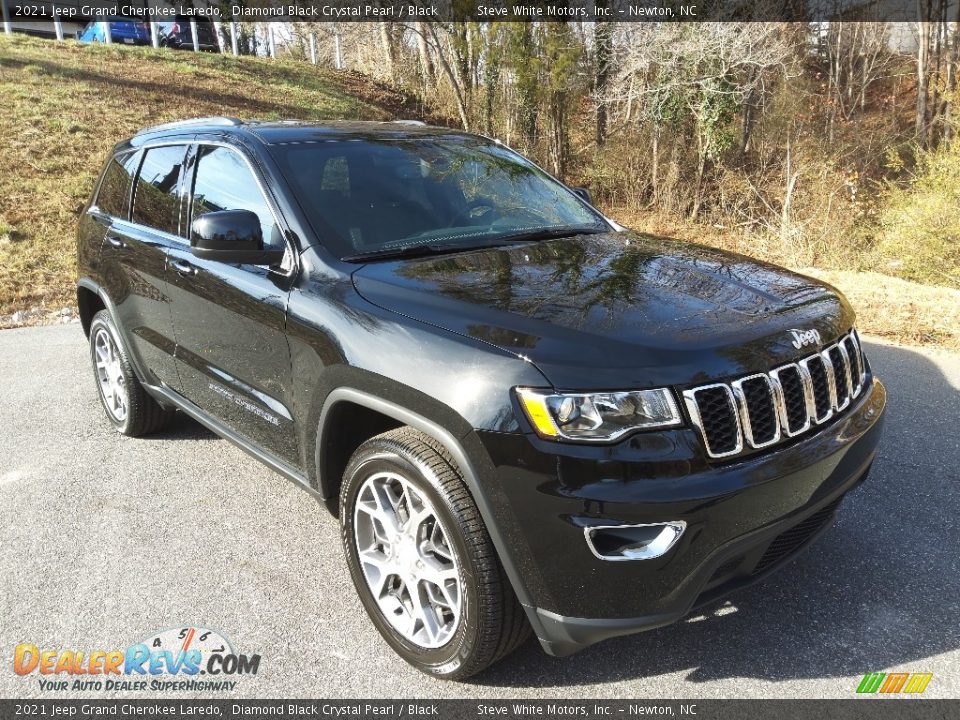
[93,327,128,423]
[353,471,462,649]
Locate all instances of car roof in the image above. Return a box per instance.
[244,120,467,145]
[129,117,469,146]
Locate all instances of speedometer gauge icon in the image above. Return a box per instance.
[137,626,234,668]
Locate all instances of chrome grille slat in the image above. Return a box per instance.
[841,333,865,397]
[825,343,853,412]
[682,384,743,459]
[686,331,867,459]
[800,354,834,424]
[769,364,812,437]
[731,374,781,449]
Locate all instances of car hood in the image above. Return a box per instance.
[351,231,855,389]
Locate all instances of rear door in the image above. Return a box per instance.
[95,143,188,388]
[165,141,298,465]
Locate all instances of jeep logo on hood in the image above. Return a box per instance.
[789,328,822,350]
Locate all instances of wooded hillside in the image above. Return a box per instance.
[282,20,960,290]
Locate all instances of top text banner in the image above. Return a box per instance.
[4,0,944,23]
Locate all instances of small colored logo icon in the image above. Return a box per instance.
[857,672,933,694]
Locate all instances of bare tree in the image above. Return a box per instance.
[422,23,471,130]
[594,17,613,147]
[823,22,896,144]
[607,23,793,216]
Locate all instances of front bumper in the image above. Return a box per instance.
[475,377,886,656]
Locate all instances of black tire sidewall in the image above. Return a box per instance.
[88,311,134,435]
[341,448,484,678]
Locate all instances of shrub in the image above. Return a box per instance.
[872,144,960,289]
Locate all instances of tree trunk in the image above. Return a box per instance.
[781,131,799,240]
[415,22,435,88]
[482,26,499,136]
[650,126,660,206]
[379,21,397,80]
[548,90,568,176]
[948,5,960,144]
[826,37,838,146]
[594,18,612,147]
[739,65,757,157]
[946,26,958,144]
[740,97,754,156]
[515,23,538,150]
[917,18,930,143]
[929,13,943,145]
[426,23,471,131]
[690,132,707,220]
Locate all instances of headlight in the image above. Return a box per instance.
[516,388,683,442]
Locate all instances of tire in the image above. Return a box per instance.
[88,309,175,437]
[340,427,530,679]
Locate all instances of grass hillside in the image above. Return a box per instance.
[0,35,432,319]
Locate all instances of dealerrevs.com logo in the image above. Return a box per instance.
[13,626,260,692]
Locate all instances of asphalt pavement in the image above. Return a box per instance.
[1,324,958,699]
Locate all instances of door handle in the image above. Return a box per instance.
[105,235,126,249]
[170,259,197,276]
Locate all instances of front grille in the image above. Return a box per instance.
[753,497,842,574]
[684,384,741,457]
[733,374,779,447]
[773,365,809,435]
[803,354,833,422]
[683,330,867,460]
[841,334,864,395]
[826,345,851,410]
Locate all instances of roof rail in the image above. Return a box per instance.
[391,120,427,126]
[136,116,244,136]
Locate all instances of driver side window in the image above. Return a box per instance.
[190,145,280,249]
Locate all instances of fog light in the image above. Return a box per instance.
[585,521,686,561]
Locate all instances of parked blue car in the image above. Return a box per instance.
[77,18,150,46]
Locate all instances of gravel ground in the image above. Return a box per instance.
[1,324,957,699]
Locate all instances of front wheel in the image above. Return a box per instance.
[340,428,530,679]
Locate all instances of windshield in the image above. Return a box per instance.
[268,135,607,260]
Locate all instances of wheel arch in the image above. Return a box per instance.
[315,388,474,503]
[314,387,540,622]
[77,280,108,338]
[76,278,151,387]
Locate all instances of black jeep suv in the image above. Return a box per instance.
[77,117,885,679]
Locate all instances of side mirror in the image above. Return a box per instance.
[190,210,284,265]
[570,186,592,204]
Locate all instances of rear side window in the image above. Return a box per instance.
[190,145,277,247]
[95,151,139,218]
[132,145,187,234]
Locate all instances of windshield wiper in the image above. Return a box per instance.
[342,226,607,263]
[343,242,496,262]
[491,225,606,244]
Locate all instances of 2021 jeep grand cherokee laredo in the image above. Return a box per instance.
[76,117,885,679]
